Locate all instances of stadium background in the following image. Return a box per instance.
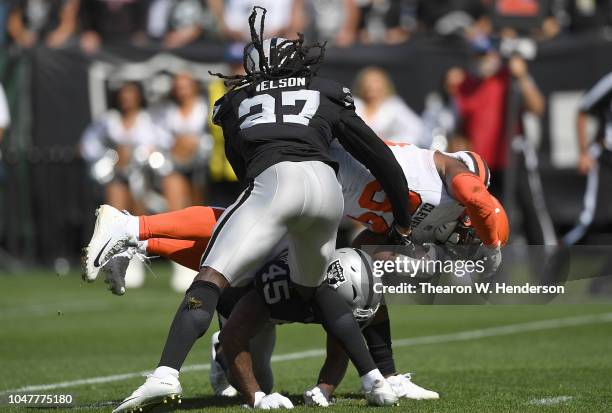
[1,2,612,412]
[0,0,612,267]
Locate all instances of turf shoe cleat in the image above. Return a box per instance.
[112,374,182,413]
[210,331,238,397]
[387,373,439,400]
[82,205,136,282]
[364,379,399,406]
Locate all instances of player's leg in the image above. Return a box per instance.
[139,206,224,241]
[147,238,208,272]
[311,286,397,406]
[286,161,344,288]
[83,205,223,281]
[156,166,293,375]
[363,306,439,399]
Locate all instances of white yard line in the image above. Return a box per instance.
[2,311,611,394]
[529,396,574,405]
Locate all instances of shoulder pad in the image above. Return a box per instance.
[311,77,356,110]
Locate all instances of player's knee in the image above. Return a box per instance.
[193,266,229,289]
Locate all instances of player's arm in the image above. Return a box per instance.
[221,290,294,408]
[314,334,349,399]
[219,289,271,406]
[335,108,412,230]
[435,152,500,247]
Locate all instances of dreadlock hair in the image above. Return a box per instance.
[210,6,327,92]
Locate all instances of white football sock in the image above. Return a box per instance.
[127,216,140,240]
[361,369,385,390]
[152,366,179,379]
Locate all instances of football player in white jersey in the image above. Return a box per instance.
[85,141,508,409]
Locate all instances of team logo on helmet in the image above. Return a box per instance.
[326,260,346,289]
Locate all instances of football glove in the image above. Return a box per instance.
[388,222,415,250]
[253,391,294,409]
[303,386,330,407]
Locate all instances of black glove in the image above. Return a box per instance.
[388,222,415,251]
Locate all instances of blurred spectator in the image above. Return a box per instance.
[79,0,148,54]
[146,0,205,49]
[565,0,612,33]
[80,82,170,213]
[454,41,544,174]
[422,66,465,151]
[416,0,490,38]
[305,0,360,47]
[453,40,556,245]
[157,72,211,209]
[7,0,79,48]
[353,66,428,147]
[208,0,304,41]
[357,0,410,44]
[0,83,9,142]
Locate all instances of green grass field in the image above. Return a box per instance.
[1,263,611,413]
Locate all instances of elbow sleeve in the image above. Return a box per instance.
[451,173,500,247]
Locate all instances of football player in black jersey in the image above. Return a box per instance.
[213,248,439,408]
[109,7,413,412]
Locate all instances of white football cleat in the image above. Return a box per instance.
[82,205,136,282]
[112,374,182,413]
[210,331,238,397]
[387,373,439,400]
[363,379,398,406]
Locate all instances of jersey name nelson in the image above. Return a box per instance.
[256,77,307,92]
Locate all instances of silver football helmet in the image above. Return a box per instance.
[245,37,296,73]
[325,248,381,323]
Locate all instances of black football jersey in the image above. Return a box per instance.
[212,76,350,180]
[253,250,317,324]
[212,75,413,227]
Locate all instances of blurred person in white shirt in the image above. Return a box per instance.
[80,82,171,213]
[353,66,429,147]
[146,0,204,49]
[157,72,212,210]
[208,0,304,41]
[0,84,9,142]
[305,0,360,47]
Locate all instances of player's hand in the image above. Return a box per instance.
[388,223,414,250]
[253,391,294,409]
[475,243,502,279]
[303,386,330,407]
[578,152,595,175]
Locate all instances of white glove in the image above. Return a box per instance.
[303,386,330,407]
[253,391,294,409]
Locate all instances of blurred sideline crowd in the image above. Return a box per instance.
[1,0,611,51]
[1,1,612,292]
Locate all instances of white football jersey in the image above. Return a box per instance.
[331,141,489,244]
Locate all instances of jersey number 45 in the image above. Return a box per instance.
[239,90,320,129]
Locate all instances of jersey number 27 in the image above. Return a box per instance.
[239,90,320,129]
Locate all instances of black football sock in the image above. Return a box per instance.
[362,312,396,377]
[312,286,377,376]
[158,280,221,370]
